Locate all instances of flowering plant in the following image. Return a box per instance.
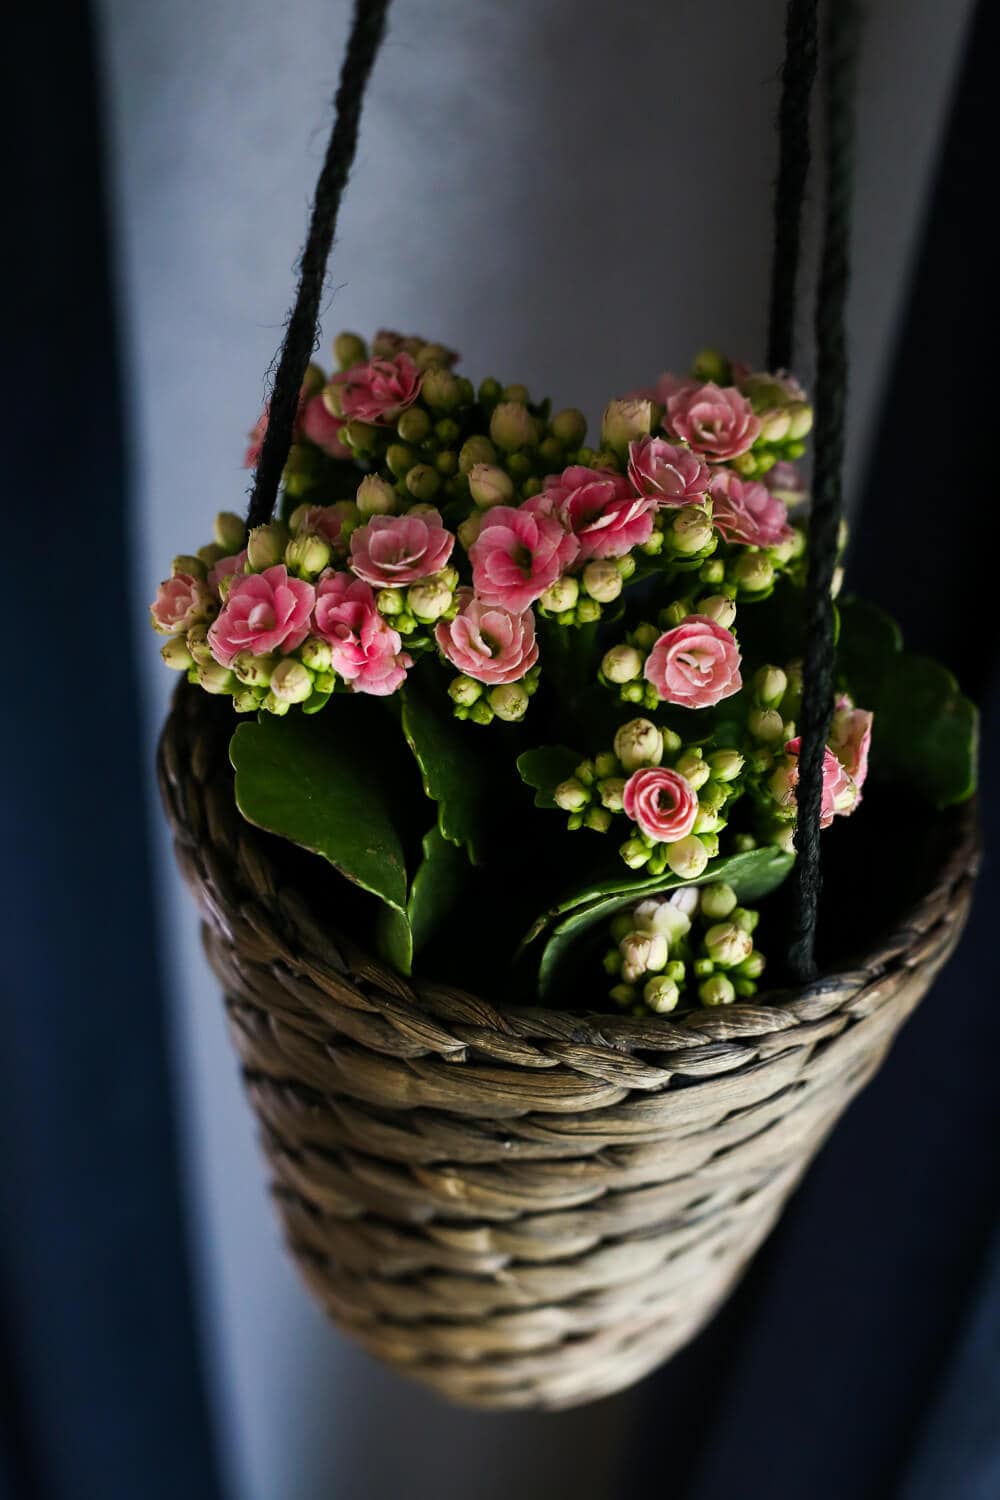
[152,332,977,1011]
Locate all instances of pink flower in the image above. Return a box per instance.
[292,506,348,551]
[537,465,654,559]
[828,696,873,793]
[313,573,412,696]
[627,437,711,507]
[244,405,269,468]
[780,738,859,827]
[652,372,699,407]
[665,382,762,460]
[469,504,579,612]
[708,469,793,547]
[349,511,455,587]
[623,767,700,844]
[207,550,247,597]
[644,616,743,709]
[150,573,215,635]
[207,565,314,666]
[299,392,351,458]
[765,460,807,507]
[435,589,538,685]
[338,354,422,426]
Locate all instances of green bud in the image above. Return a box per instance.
[435,418,461,447]
[285,532,331,579]
[421,368,462,411]
[160,635,193,671]
[759,408,791,443]
[700,881,738,920]
[699,974,736,1007]
[748,707,785,743]
[584,806,613,833]
[614,717,664,772]
[644,976,680,1014]
[459,435,498,474]
[468,463,515,508]
[691,349,731,383]
[640,530,666,556]
[752,665,788,708]
[232,651,276,687]
[478,377,503,406]
[707,748,744,782]
[603,948,623,976]
[185,624,214,666]
[666,835,710,880]
[246,522,289,571]
[576,597,602,625]
[554,778,590,812]
[467,699,493,726]
[671,507,715,555]
[172,554,207,579]
[343,420,378,454]
[333,331,367,369]
[699,558,726,586]
[582,559,623,604]
[732,832,757,853]
[550,408,587,447]
[704,921,753,968]
[386,443,416,477]
[299,638,332,674]
[609,983,638,1009]
[356,474,397,516]
[593,751,619,779]
[602,643,643,684]
[232,688,263,714]
[405,463,441,501]
[737,950,766,980]
[698,780,728,813]
[731,551,775,594]
[197,543,225,568]
[620,838,651,870]
[631,622,659,651]
[214,512,246,552]
[597,777,626,813]
[396,406,431,443]
[733,906,760,934]
[786,402,813,440]
[490,402,537,453]
[260,691,290,716]
[675,751,710,790]
[269,659,314,704]
[373,589,406,619]
[448,675,483,708]
[197,660,235,696]
[693,807,724,834]
[601,398,654,454]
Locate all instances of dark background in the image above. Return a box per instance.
[2,2,996,1497]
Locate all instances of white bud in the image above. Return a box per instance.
[488,682,529,722]
[597,777,626,813]
[619,930,668,984]
[160,636,193,671]
[700,974,736,1007]
[665,835,709,880]
[269,659,314,704]
[582,559,624,604]
[672,507,714,555]
[554,778,590,812]
[613,718,664,772]
[468,463,515,508]
[448,675,482,708]
[644,976,680,1014]
[539,575,580,613]
[697,594,737,628]
[704,921,754,968]
[356,475,397,516]
[408,574,454,622]
[601,398,655,453]
[699,882,738,920]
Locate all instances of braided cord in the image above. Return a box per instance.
[767,0,819,372]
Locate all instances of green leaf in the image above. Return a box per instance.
[231,710,408,912]
[837,598,978,808]
[516,745,582,808]
[535,846,794,998]
[400,663,490,863]
[374,904,413,975]
[373,826,469,976]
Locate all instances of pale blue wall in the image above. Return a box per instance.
[96,2,973,1496]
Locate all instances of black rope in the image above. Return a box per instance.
[788,0,862,982]
[767,0,819,373]
[245,0,392,530]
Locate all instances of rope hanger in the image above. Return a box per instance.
[244,0,860,985]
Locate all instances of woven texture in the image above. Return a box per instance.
[159,684,977,1409]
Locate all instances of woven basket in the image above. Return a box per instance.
[159,683,977,1410]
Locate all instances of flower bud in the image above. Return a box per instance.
[576,597,602,624]
[247,522,289,571]
[644,976,680,1014]
[699,974,736,1007]
[468,463,515,509]
[356,474,397,516]
[285,532,331,579]
[671,507,715,555]
[551,408,587,447]
[706,749,743,783]
[582,559,623,604]
[610,983,637,1009]
[457,515,483,552]
[172,554,207,579]
[704,921,754,969]
[737,950,766,980]
[490,402,537,452]
[699,882,738,921]
[232,651,276,687]
[185,624,214,666]
[197,660,235,695]
[601,398,654,453]
[759,409,791,443]
[675,751,710,790]
[161,635,193,671]
[269,659,314,704]
[619,930,669,983]
[692,349,730,383]
[584,806,613,833]
[343,420,378,454]
[299,638,333,674]
[620,837,652,869]
[665,835,709,880]
[594,751,619,778]
[786,402,813,440]
[731,551,775,594]
[748,707,785,743]
[393,406,431,444]
[752,664,788,708]
[459,435,498,474]
[232,688,263,714]
[555,778,590,812]
[214,512,246,552]
[597,777,627,813]
[488,682,529,722]
[697,594,737,629]
[614,718,664,772]
[420,368,462,411]
[408,574,455,623]
[404,463,441,502]
[602,643,643,683]
[333,331,367,369]
[197,543,225,568]
[448,675,483,708]
[260,691,290,716]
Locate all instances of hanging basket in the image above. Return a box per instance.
[159,682,977,1409]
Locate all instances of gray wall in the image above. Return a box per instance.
[96,2,972,1496]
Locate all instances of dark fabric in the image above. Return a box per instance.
[625,3,998,1495]
[0,6,223,1500]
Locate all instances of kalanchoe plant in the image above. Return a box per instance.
[151,332,978,1005]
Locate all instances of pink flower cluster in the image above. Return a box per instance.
[778,698,874,827]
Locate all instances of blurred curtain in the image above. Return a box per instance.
[0,5,222,1499]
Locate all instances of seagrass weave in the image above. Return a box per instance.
[159,683,977,1410]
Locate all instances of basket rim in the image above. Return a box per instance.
[160,682,979,1062]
